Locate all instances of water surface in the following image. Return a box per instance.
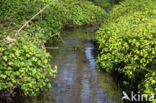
[19,27,122,103]
[47,27,121,103]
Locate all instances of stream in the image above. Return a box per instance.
[17,27,122,103]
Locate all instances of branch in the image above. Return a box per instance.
[16,0,57,36]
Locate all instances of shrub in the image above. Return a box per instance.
[90,0,124,9]
[41,2,68,38]
[139,72,156,95]
[0,33,57,97]
[109,0,156,21]
[65,0,106,26]
[0,0,43,22]
[91,0,112,9]
[0,0,107,100]
[96,0,156,100]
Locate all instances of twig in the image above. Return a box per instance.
[16,0,57,36]
[46,47,59,49]
[46,32,64,42]
[68,1,80,7]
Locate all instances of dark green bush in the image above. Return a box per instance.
[139,72,156,95]
[109,0,156,21]
[0,0,43,22]
[64,0,106,26]
[96,0,156,101]
[42,2,68,38]
[97,13,156,77]
[90,0,124,9]
[91,0,113,9]
[0,33,57,97]
[0,0,106,100]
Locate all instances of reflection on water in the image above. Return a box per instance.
[21,27,122,103]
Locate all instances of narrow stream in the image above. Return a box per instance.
[22,27,121,103]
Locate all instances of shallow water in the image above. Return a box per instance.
[48,27,121,103]
[15,27,122,103]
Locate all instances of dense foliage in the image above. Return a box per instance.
[65,0,106,26]
[0,0,106,37]
[0,34,57,97]
[96,0,156,102]
[0,0,106,101]
[90,0,124,9]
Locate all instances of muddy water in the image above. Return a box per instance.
[23,27,121,103]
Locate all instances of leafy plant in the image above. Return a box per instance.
[0,33,57,98]
[96,0,156,102]
[64,0,106,26]
[0,0,106,100]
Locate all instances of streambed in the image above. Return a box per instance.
[17,27,122,103]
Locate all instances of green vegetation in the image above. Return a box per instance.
[0,0,106,101]
[0,34,57,97]
[1,0,156,102]
[96,0,156,102]
[65,0,106,26]
[91,0,124,9]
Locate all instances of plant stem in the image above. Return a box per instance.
[16,0,57,35]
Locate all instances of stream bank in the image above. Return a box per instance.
[14,26,122,103]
